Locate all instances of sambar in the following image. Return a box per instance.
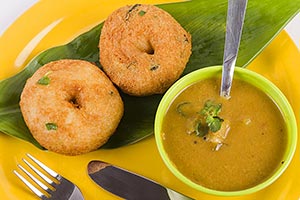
[161,77,287,191]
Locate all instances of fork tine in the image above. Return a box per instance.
[13,170,47,199]
[23,157,55,186]
[17,163,50,192]
[27,153,59,179]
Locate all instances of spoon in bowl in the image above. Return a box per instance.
[220,0,248,99]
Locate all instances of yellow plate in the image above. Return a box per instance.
[0,0,299,199]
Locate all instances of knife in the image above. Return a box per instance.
[87,160,194,200]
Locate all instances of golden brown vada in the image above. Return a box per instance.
[100,4,192,96]
[20,59,124,155]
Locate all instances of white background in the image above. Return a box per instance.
[0,0,299,49]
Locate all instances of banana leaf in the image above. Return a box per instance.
[0,0,299,149]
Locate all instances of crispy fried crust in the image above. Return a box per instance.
[20,59,124,155]
[100,4,192,96]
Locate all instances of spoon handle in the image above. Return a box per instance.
[220,0,248,98]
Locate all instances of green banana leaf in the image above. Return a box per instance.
[0,0,299,149]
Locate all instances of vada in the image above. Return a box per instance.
[100,4,192,96]
[20,59,124,155]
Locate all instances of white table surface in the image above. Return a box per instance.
[0,0,299,49]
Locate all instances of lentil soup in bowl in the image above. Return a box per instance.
[154,66,297,196]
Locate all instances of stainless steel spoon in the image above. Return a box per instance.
[220,0,248,98]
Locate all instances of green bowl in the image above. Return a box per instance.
[154,66,297,196]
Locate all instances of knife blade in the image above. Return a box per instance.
[87,160,194,200]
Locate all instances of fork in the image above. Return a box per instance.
[13,153,84,200]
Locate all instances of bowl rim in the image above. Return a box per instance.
[154,65,298,196]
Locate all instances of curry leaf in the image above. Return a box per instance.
[209,117,224,133]
[176,102,191,117]
[0,0,299,149]
[37,76,50,85]
[138,10,146,16]
[198,100,224,133]
[45,123,58,131]
[37,71,52,85]
[195,121,209,137]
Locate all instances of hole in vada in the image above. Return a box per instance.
[69,96,81,109]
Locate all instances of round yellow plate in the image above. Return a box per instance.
[0,0,299,199]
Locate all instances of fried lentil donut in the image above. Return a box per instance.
[20,59,124,155]
[100,4,192,96]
